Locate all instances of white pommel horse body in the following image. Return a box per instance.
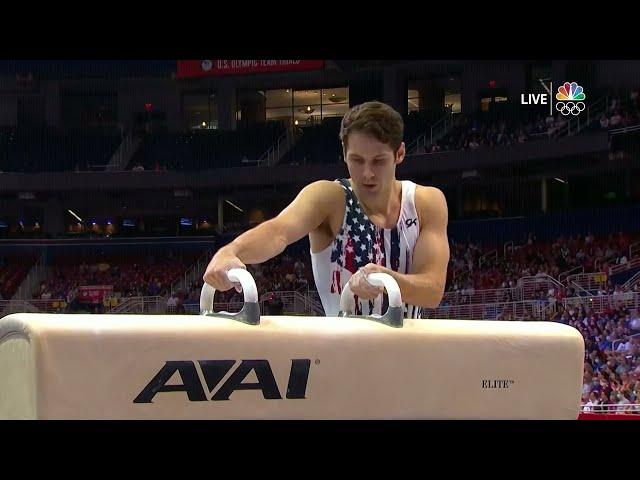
[0,269,584,419]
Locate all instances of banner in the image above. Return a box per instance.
[579,412,640,420]
[177,60,324,79]
[77,285,113,304]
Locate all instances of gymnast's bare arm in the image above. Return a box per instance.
[203,180,344,292]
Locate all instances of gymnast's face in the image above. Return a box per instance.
[343,131,405,196]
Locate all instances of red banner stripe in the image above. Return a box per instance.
[176,60,324,79]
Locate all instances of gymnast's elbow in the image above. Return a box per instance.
[413,279,445,309]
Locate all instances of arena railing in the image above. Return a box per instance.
[108,296,165,314]
[611,332,640,352]
[566,272,607,292]
[580,404,640,414]
[421,299,546,321]
[258,126,297,167]
[170,247,215,296]
[610,257,640,276]
[441,286,522,305]
[609,124,640,136]
[569,280,593,298]
[624,270,640,290]
[13,253,48,301]
[559,265,584,284]
[0,299,42,317]
[519,275,564,300]
[562,95,609,136]
[406,110,455,155]
[170,290,321,316]
[562,292,639,312]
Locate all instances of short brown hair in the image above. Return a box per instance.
[339,101,404,153]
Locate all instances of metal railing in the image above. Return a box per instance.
[428,110,455,147]
[422,300,547,321]
[563,292,639,312]
[0,296,167,317]
[611,332,640,352]
[108,296,166,314]
[441,286,522,306]
[0,290,322,318]
[263,291,324,316]
[519,275,564,300]
[406,110,455,155]
[561,95,608,137]
[559,265,584,284]
[430,289,639,321]
[171,248,215,295]
[105,132,142,171]
[13,253,48,300]
[610,257,640,276]
[258,126,297,167]
[609,124,640,136]
[566,272,607,292]
[174,290,323,317]
[0,299,42,317]
[580,404,640,414]
[1,298,59,316]
[3,282,637,323]
[569,280,593,298]
[304,290,324,315]
[114,296,167,314]
[543,300,558,319]
[624,270,640,290]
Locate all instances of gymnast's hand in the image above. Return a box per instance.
[349,263,386,300]
[203,246,246,293]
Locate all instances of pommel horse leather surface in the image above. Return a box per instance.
[0,313,584,419]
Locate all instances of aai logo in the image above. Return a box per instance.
[521,80,587,116]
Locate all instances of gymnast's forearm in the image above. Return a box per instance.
[223,220,288,265]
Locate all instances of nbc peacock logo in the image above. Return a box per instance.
[555,82,586,116]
